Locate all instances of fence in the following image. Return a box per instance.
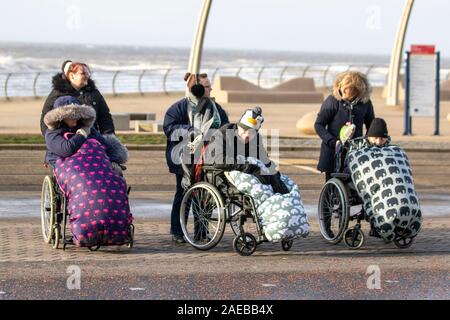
[1,64,449,99]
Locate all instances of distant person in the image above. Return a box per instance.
[163,73,229,244]
[314,71,375,181]
[40,60,115,135]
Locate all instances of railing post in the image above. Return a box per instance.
[236,67,243,78]
[112,71,120,96]
[32,72,41,99]
[4,73,12,101]
[163,68,172,95]
[323,65,332,87]
[257,66,265,87]
[366,64,375,78]
[138,70,146,96]
[211,67,220,82]
[302,65,310,77]
[279,66,288,84]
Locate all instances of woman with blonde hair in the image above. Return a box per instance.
[314,71,375,181]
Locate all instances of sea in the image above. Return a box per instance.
[0,41,448,98]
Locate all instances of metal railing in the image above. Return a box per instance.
[1,64,449,100]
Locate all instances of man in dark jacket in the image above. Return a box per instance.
[315,71,375,181]
[40,61,115,135]
[163,73,229,244]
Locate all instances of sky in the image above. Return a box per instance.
[0,0,448,56]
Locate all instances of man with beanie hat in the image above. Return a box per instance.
[206,107,289,195]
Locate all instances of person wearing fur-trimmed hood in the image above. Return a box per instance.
[44,96,132,247]
[314,71,375,181]
[44,96,128,174]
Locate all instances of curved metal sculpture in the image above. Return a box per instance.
[186,0,213,96]
[386,0,415,106]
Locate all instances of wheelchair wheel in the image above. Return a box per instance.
[126,224,135,249]
[233,233,257,256]
[52,224,60,249]
[281,239,294,251]
[318,178,349,244]
[393,235,414,249]
[41,176,55,244]
[343,226,365,249]
[180,182,226,250]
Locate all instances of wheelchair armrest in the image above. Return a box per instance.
[202,165,224,173]
[331,172,351,180]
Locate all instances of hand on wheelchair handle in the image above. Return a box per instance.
[246,163,261,174]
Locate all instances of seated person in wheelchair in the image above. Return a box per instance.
[339,118,390,237]
[343,118,422,242]
[45,96,126,175]
[336,117,390,175]
[205,107,289,195]
[43,96,132,247]
[347,117,390,150]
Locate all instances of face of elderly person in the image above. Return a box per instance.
[368,136,388,147]
[237,126,257,144]
[68,65,90,90]
[63,118,78,129]
[199,77,212,98]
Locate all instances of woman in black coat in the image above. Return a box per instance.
[314,71,375,181]
[40,61,115,135]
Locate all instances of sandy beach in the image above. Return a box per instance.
[0,87,449,140]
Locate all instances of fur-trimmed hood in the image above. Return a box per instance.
[52,73,98,94]
[332,71,371,103]
[44,104,96,130]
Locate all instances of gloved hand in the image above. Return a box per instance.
[244,163,261,175]
[111,162,123,176]
[76,126,91,138]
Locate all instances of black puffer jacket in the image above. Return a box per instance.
[40,73,115,135]
[315,95,375,173]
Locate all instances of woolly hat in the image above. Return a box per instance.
[367,118,389,138]
[54,95,80,108]
[238,106,264,130]
[61,60,73,77]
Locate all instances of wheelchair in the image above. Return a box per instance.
[317,141,414,249]
[179,165,294,256]
[40,165,134,251]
